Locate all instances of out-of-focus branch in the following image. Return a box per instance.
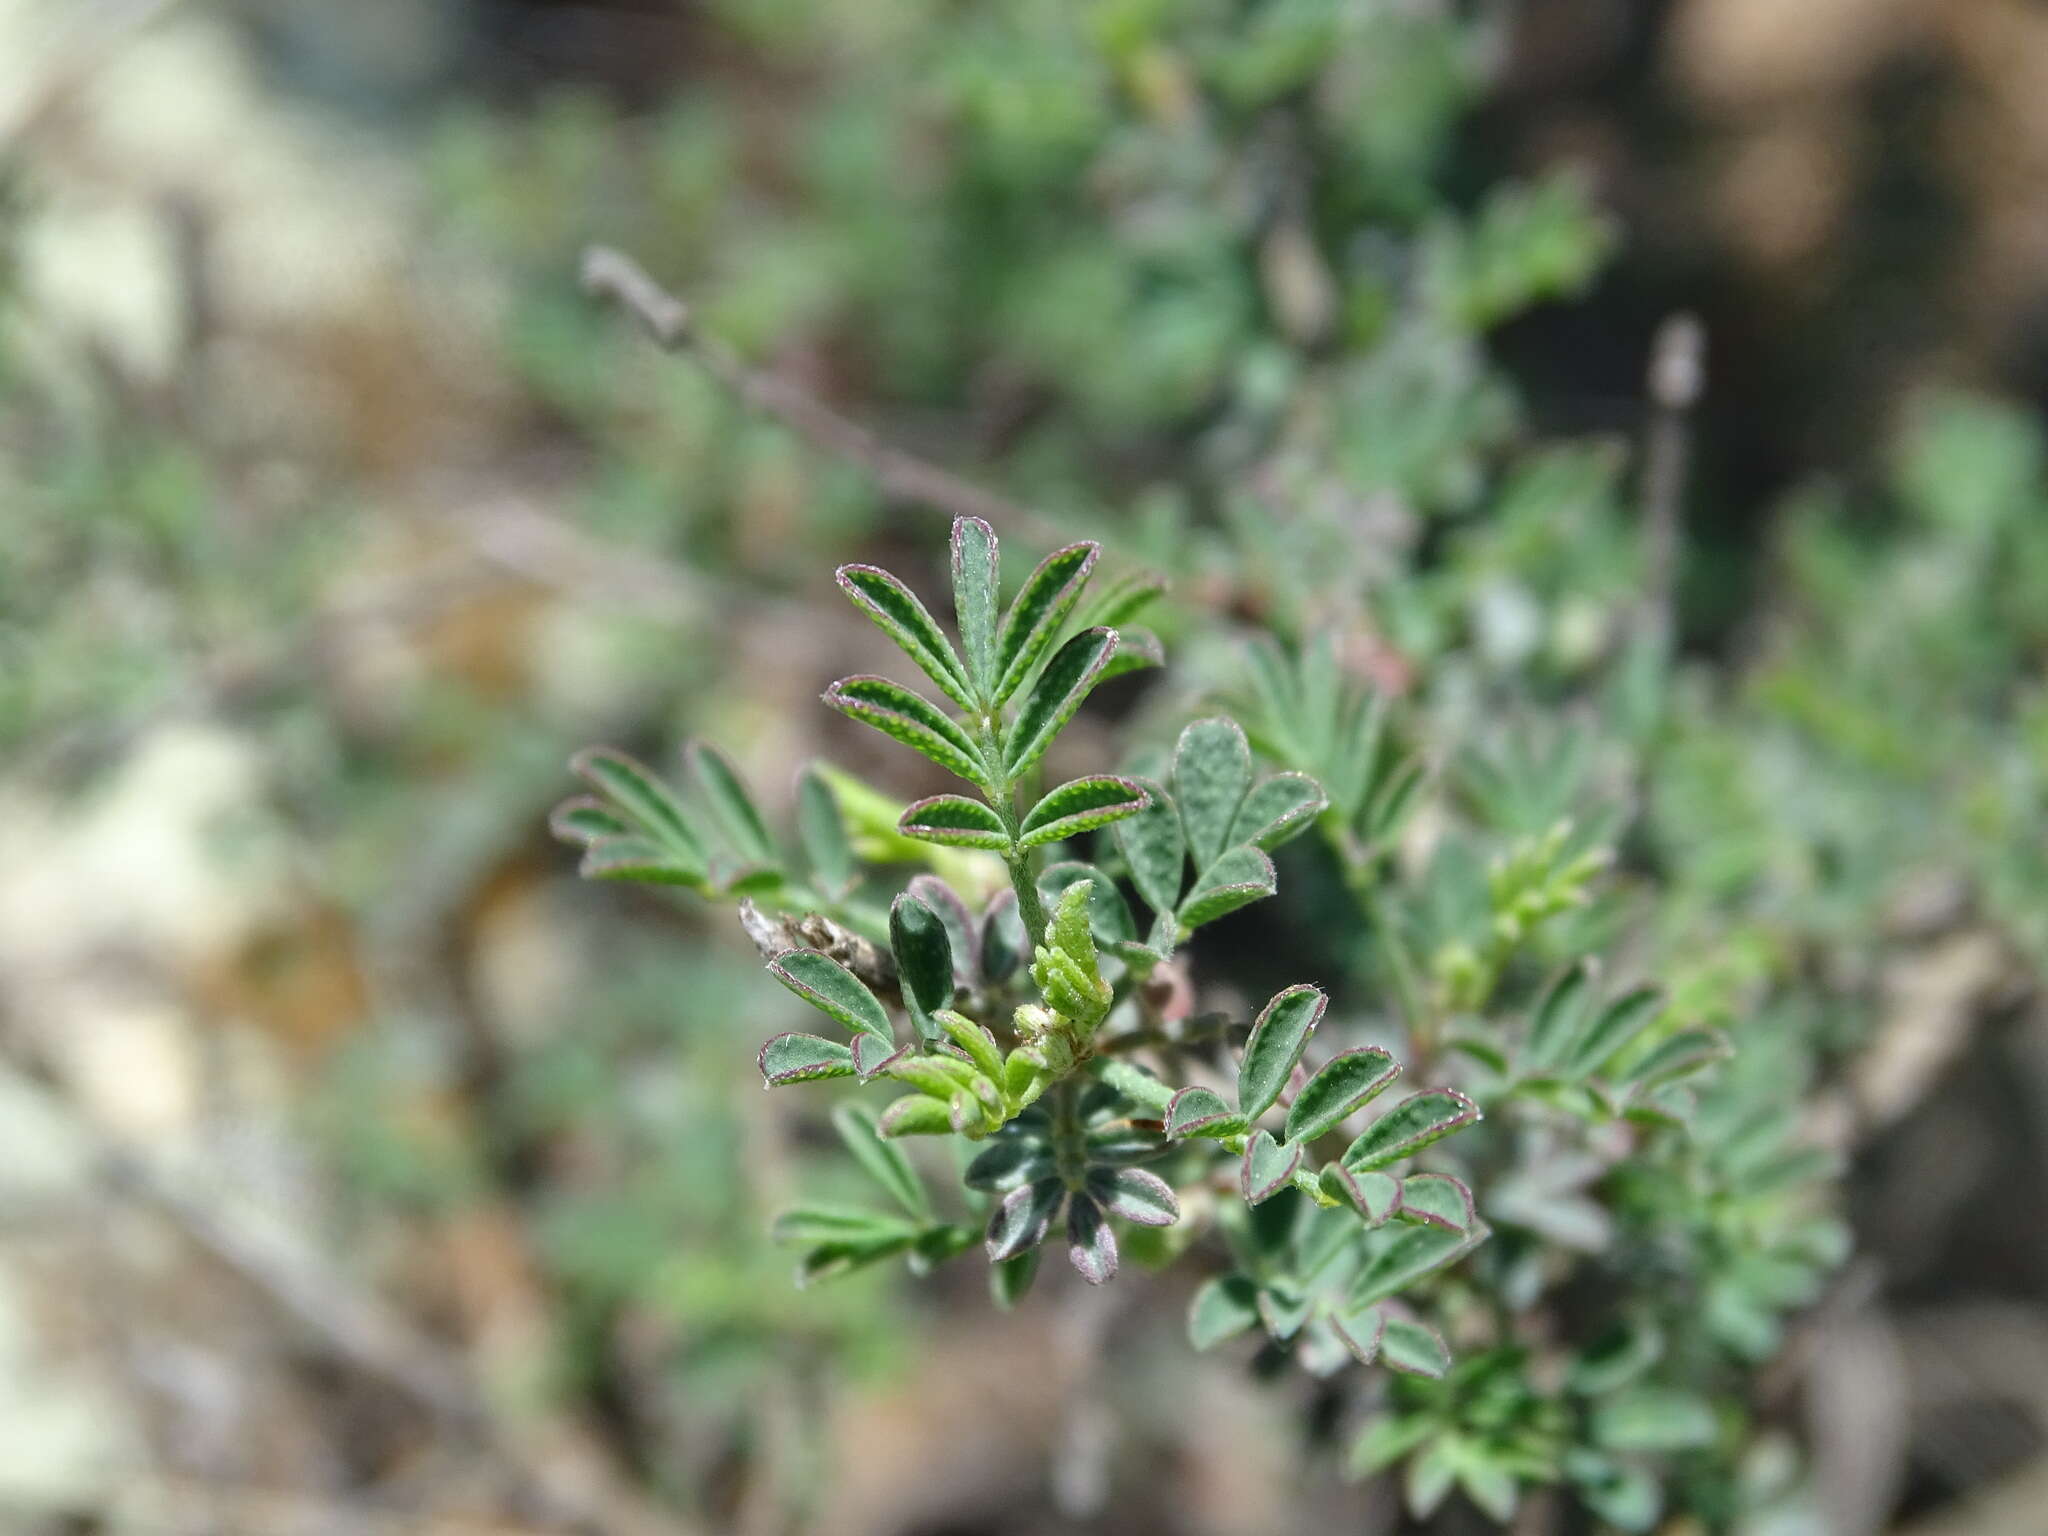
[580,245,1066,544]
[0,1037,695,1536]
[1638,312,1705,645]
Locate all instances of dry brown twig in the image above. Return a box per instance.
[580,245,1070,546]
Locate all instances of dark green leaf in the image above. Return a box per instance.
[1082,1122,1168,1165]
[986,1177,1063,1261]
[990,1249,1040,1310]
[1285,1047,1399,1144]
[951,516,1001,701]
[1239,983,1327,1120]
[1066,1191,1119,1284]
[994,541,1098,704]
[832,1102,930,1220]
[898,793,1009,849]
[768,949,893,1042]
[1230,772,1329,851]
[1188,1274,1261,1349]
[687,743,776,868]
[1343,1090,1482,1170]
[1004,627,1118,777]
[1173,718,1253,870]
[1019,776,1149,848]
[1114,777,1184,917]
[890,893,956,1032]
[824,676,988,784]
[980,890,1024,983]
[836,562,974,709]
[758,1032,855,1085]
[1397,1172,1475,1232]
[1380,1317,1452,1379]
[1240,1129,1302,1204]
[795,766,856,895]
[1166,1085,1248,1139]
[1178,845,1277,928]
[906,874,979,984]
[965,1136,1056,1192]
[1087,1167,1179,1227]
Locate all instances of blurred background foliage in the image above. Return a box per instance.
[3,1,2048,1533]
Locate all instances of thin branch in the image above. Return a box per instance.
[580,245,1067,544]
[0,1038,695,1536]
[1637,312,1705,646]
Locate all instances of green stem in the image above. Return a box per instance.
[975,714,1049,943]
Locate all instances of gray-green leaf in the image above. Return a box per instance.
[1238,983,1327,1120]
[994,541,1098,704]
[1240,1129,1302,1204]
[832,1102,930,1220]
[758,1032,855,1085]
[836,561,975,709]
[1343,1090,1481,1171]
[1004,626,1118,778]
[1173,717,1253,869]
[1178,845,1277,928]
[1229,772,1329,851]
[1285,1047,1399,1144]
[1188,1275,1261,1349]
[1019,776,1149,848]
[768,949,893,1042]
[687,742,776,868]
[898,794,1010,849]
[951,516,1000,700]
[1114,777,1184,918]
[825,675,988,785]
[795,766,856,895]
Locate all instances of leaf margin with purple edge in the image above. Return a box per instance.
[1066,1190,1120,1284]
[758,1032,856,1086]
[1240,1129,1303,1205]
[898,793,1011,849]
[1342,1088,1483,1172]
